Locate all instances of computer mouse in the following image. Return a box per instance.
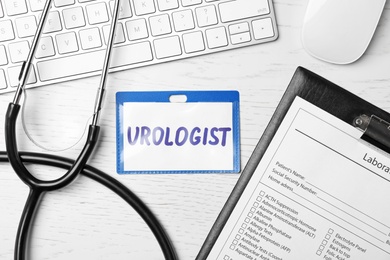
[302,0,387,64]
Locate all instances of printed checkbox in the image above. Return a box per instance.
[239,228,244,234]
[224,256,230,260]
[253,202,259,208]
[230,244,235,250]
[256,196,262,202]
[241,223,247,229]
[322,240,327,245]
[235,234,241,240]
[316,250,322,256]
[250,207,256,213]
[328,228,334,234]
[232,239,238,245]
[319,245,325,250]
[245,217,250,223]
[325,234,331,240]
[248,212,253,218]
[260,191,265,196]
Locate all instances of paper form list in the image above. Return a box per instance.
[207,97,390,260]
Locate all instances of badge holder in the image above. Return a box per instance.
[116,91,240,174]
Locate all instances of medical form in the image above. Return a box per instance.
[207,97,390,260]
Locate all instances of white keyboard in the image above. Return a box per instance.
[0,0,278,94]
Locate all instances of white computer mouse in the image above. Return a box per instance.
[302,0,387,64]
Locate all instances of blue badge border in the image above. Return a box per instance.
[116,90,240,174]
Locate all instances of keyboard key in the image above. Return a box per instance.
[0,69,7,89]
[231,32,251,44]
[181,0,202,7]
[205,27,228,49]
[110,0,132,19]
[43,11,63,34]
[86,2,109,25]
[111,42,153,67]
[252,18,274,40]
[219,0,270,23]
[157,0,179,11]
[9,40,30,63]
[56,31,79,54]
[195,5,218,27]
[0,45,8,65]
[103,23,125,44]
[149,14,172,36]
[79,27,102,50]
[172,9,195,32]
[37,42,153,81]
[8,65,37,87]
[133,0,156,16]
[35,36,56,58]
[182,31,205,53]
[154,35,182,59]
[29,0,45,11]
[63,6,86,29]
[54,0,75,7]
[15,16,37,38]
[0,20,15,42]
[229,22,249,35]
[126,19,149,41]
[4,0,28,16]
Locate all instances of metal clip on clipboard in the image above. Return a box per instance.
[354,114,390,150]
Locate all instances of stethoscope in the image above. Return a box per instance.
[1,0,177,259]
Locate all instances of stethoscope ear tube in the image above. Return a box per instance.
[5,104,46,260]
[5,102,101,191]
[0,151,177,260]
[5,102,102,260]
[4,103,33,187]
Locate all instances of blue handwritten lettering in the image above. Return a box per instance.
[208,127,219,145]
[202,127,208,145]
[153,127,164,145]
[127,126,140,145]
[140,126,151,145]
[218,127,231,147]
[190,127,201,145]
[164,127,173,146]
[176,127,188,146]
[126,126,232,147]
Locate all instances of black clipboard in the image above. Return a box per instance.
[196,66,390,259]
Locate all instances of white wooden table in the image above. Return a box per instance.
[1,0,389,259]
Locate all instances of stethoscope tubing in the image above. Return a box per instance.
[0,151,177,260]
[5,103,100,190]
[4,0,177,258]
